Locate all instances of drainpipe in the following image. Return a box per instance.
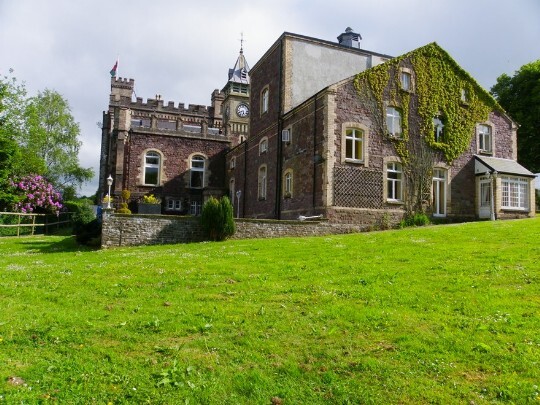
[275,39,285,219]
[312,95,317,212]
[242,140,247,218]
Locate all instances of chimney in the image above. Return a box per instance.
[337,27,362,49]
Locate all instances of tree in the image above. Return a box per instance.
[491,60,540,172]
[201,196,235,241]
[23,89,93,191]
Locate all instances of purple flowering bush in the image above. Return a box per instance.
[9,175,63,214]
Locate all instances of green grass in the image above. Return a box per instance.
[1,218,539,404]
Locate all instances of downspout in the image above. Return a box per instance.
[275,39,285,219]
[242,140,247,218]
[312,95,317,211]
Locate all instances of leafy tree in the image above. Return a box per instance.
[491,60,540,172]
[23,89,93,190]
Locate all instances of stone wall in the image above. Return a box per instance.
[101,213,367,248]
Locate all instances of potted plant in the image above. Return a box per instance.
[138,194,162,214]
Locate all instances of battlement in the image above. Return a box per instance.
[111,77,134,88]
[128,97,210,114]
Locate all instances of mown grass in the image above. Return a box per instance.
[0,218,539,404]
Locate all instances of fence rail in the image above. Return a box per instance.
[0,212,72,236]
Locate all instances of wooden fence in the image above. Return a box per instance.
[0,212,72,237]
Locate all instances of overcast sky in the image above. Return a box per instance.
[1,0,539,196]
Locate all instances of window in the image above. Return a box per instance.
[387,162,403,202]
[432,168,446,217]
[230,157,236,169]
[284,170,293,198]
[144,151,161,185]
[478,124,492,153]
[461,88,469,103]
[433,116,444,142]
[401,71,411,91]
[259,137,268,154]
[190,155,205,188]
[345,128,364,162]
[501,176,529,210]
[258,165,267,200]
[190,200,202,216]
[386,107,402,137]
[261,87,269,114]
[167,199,182,211]
[229,178,235,203]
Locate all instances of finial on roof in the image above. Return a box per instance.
[240,32,244,54]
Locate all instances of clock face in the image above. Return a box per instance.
[236,103,250,117]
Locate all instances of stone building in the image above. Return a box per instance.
[226,29,536,225]
[99,28,535,225]
[99,49,250,214]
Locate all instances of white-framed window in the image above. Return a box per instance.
[401,71,411,91]
[190,155,206,188]
[190,200,202,216]
[433,116,444,142]
[284,170,293,198]
[386,107,402,138]
[345,128,364,162]
[229,157,236,169]
[478,124,492,153]
[259,137,268,154]
[167,199,182,211]
[501,176,529,210]
[432,168,446,217]
[387,162,403,202]
[144,151,161,185]
[461,88,469,103]
[261,87,269,114]
[258,165,267,200]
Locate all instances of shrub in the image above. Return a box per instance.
[201,196,235,241]
[399,212,431,228]
[9,174,63,214]
[142,194,160,204]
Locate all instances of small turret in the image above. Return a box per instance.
[337,27,362,49]
[110,77,134,102]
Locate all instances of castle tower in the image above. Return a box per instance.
[221,45,250,144]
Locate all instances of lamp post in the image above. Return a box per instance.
[106,175,113,209]
[236,190,241,218]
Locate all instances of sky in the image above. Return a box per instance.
[1,0,539,196]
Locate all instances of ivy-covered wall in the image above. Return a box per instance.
[353,42,501,164]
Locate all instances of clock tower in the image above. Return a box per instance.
[222,45,250,145]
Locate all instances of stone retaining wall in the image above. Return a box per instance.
[101,212,367,248]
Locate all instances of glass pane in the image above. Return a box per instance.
[346,138,352,158]
[145,168,158,185]
[191,171,203,188]
[354,139,362,160]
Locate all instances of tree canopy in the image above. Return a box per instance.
[0,70,92,211]
[491,60,540,172]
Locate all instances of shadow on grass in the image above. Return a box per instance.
[16,234,100,254]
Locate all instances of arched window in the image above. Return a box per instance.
[433,116,444,142]
[386,107,402,138]
[258,165,267,200]
[478,124,492,153]
[259,137,268,155]
[284,170,293,198]
[345,128,364,162]
[229,178,235,204]
[144,151,161,185]
[432,168,447,217]
[261,87,269,114]
[190,155,206,188]
[387,162,403,202]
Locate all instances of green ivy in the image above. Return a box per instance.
[354,43,501,163]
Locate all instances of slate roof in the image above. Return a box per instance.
[474,155,536,178]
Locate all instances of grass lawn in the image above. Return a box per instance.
[1,217,539,404]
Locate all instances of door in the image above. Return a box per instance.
[479,178,492,219]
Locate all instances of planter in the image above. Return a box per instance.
[138,203,161,215]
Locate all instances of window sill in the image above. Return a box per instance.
[478,150,493,155]
[345,158,364,165]
[501,207,528,212]
[386,199,404,205]
[258,197,266,201]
